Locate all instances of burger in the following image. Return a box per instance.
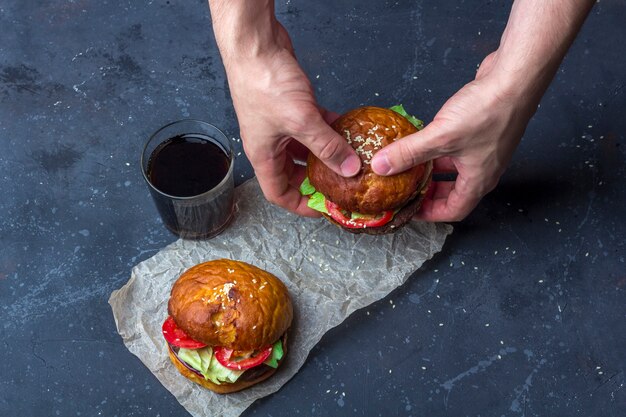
[300,105,432,234]
[162,259,293,393]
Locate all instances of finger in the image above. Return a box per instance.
[433,156,457,173]
[414,175,483,222]
[297,111,361,177]
[287,164,324,218]
[286,105,345,163]
[415,193,480,222]
[254,152,321,217]
[258,173,321,217]
[371,122,448,176]
[287,164,309,189]
[320,108,341,125]
[286,140,309,163]
[431,181,455,199]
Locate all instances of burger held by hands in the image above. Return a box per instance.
[301,105,433,234]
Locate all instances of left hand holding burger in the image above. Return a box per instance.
[208,0,361,218]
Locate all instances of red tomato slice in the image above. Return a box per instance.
[214,346,273,370]
[325,200,394,229]
[162,316,207,349]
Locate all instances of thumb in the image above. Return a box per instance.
[371,123,445,175]
[298,111,361,177]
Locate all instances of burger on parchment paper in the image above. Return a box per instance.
[301,105,433,234]
[162,259,293,394]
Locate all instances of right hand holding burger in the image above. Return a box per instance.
[370,52,531,223]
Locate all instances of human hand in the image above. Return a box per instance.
[369,0,594,223]
[220,23,360,217]
[371,52,537,222]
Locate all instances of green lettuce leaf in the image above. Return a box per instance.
[390,104,424,130]
[206,352,244,384]
[300,177,316,196]
[177,347,244,385]
[307,191,329,214]
[263,340,284,369]
[302,178,390,219]
[178,347,212,380]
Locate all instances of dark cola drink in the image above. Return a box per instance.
[142,121,234,239]
[148,135,229,197]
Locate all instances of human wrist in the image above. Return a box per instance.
[486,0,595,107]
[485,55,546,108]
[209,0,282,64]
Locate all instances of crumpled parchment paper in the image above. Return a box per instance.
[109,178,452,417]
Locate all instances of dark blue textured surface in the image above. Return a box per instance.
[1,1,624,416]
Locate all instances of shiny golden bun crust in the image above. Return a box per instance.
[167,347,278,394]
[307,106,430,214]
[167,259,293,351]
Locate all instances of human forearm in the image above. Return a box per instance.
[205,0,360,215]
[493,0,595,100]
[371,1,595,221]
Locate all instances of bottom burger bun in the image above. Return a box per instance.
[167,346,279,394]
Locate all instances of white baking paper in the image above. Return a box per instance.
[109,178,452,417]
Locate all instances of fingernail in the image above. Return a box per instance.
[340,154,361,177]
[371,151,392,175]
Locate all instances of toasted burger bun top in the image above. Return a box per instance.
[167,259,293,351]
[307,106,429,214]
